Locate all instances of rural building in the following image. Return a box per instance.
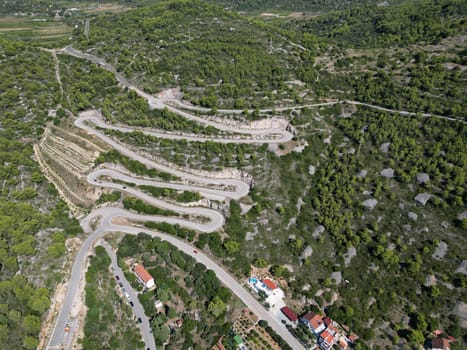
[262,278,278,290]
[248,277,284,299]
[280,306,298,323]
[430,338,450,350]
[323,316,333,327]
[133,263,155,289]
[154,300,163,311]
[301,311,326,334]
[319,325,339,350]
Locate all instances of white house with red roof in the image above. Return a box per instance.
[301,311,326,334]
[319,324,339,350]
[133,263,155,289]
[248,277,284,299]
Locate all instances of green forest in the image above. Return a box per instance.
[0,40,81,349]
[73,0,312,108]
[0,0,465,349]
[117,233,237,348]
[83,246,144,349]
[287,0,466,48]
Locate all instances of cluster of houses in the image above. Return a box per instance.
[248,276,357,350]
[300,311,356,349]
[279,307,356,349]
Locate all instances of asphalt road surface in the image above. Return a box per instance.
[100,241,157,350]
[47,48,308,350]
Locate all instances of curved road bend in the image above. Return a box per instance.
[90,169,230,201]
[61,46,297,136]
[75,116,251,199]
[100,241,157,350]
[79,113,293,144]
[62,45,462,125]
[47,208,306,350]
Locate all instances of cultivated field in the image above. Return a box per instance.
[0,16,72,42]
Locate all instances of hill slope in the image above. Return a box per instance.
[74,0,314,108]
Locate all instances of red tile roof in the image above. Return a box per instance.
[262,278,278,290]
[303,311,325,330]
[432,338,450,350]
[280,306,298,322]
[302,311,316,321]
[320,329,335,345]
[339,339,348,348]
[328,324,339,334]
[133,264,153,284]
[323,317,333,327]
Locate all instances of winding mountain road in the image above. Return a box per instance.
[49,44,462,350]
[78,110,293,144]
[75,114,251,199]
[47,50,305,349]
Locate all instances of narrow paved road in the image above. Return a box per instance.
[48,207,306,350]
[47,57,306,349]
[100,241,157,350]
[75,115,251,199]
[47,44,464,350]
[61,45,463,125]
[90,168,230,201]
[79,111,293,144]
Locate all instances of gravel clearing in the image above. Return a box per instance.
[380,142,391,153]
[454,302,467,328]
[424,275,437,287]
[417,172,430,184]
[331,271,342,284]
[458,210,467,220]
[455,260,467,275]
[380,168,394,178]
[415,192,432,205]
[240,203,253,215]
[300,246,313,260]
[308,165,316,175]
[362,198,378,210]
[357,169,367,178]
[344,246,357,267]
[432,241,448,260]
[312,225,325,239]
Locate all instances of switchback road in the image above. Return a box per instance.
[47,53,305,349]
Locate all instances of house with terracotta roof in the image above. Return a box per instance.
[280,306,298,323]
[319,325,338,350]
[301,311,326,334]
[248,277,284,299]
[133,263,155,289]
[262,278,278,290]
[323,316,333,328]
[338,338,348,349]
[430,338,450,350]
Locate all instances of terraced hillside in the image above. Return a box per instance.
[0,39,82,350]
[34,124,108,217]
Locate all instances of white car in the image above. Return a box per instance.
[124,292,131,300]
